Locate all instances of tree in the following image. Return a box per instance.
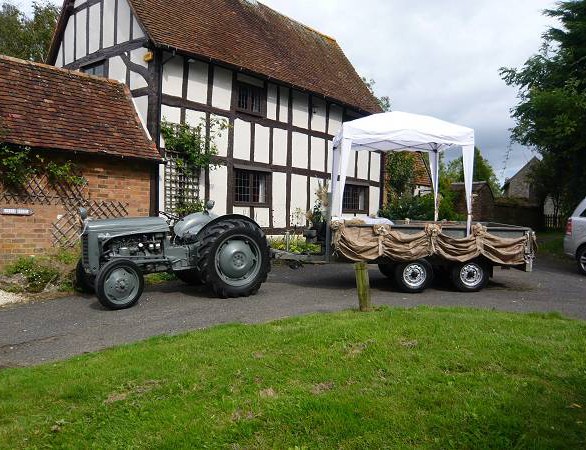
[445,147,501,196]
[0,1,60,62]
[362,77,391,112]
[500,0,586,214]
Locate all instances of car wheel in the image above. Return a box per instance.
[95,259,144,310]
[393,259,432,293]
[577,246,586,275]
[450,260,489,292]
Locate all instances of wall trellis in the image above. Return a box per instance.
[1,173,129,249]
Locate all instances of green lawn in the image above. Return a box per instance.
[537,231,566,258]
[1,307,585,449]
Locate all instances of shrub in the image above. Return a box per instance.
[269,236,321,255]
[5,257,60,293]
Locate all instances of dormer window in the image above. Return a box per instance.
[81,60,107,78]
[235,74,265,116]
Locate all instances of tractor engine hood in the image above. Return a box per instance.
[83,217,170,236]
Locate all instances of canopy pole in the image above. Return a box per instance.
[433,150,440,222]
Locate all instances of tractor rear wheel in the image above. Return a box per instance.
[197,219,270,298]
[95,259,144,310]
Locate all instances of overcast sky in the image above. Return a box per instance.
[26,0,557,183]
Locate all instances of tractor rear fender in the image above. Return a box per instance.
[195,214,263,241]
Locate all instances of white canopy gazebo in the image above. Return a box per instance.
[331,111,475,234]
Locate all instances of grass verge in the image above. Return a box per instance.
[1,307,585,448]
[536,231,565,258]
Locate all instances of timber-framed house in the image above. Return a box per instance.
[48,0,384,231]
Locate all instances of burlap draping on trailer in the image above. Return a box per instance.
[331,221,532,265]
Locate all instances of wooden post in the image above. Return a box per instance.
[355,262,371,312]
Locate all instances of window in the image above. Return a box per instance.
[81,60,107,78]
[342,184,368,213]
[234,169,270,205]
[236,82,264,115]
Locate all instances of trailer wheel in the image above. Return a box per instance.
[197,219,270,298]
[75,259,95,294]
[394,259,432,293]
[174,268,203,285]
[95,259,144,310]
[377,263,395,279]
[451,260,489,292]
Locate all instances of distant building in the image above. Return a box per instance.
[450,181,494,221]
[502,157,540,206]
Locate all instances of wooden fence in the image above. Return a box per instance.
[543,214,566,231]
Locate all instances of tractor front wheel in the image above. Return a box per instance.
[95,259,144,310]
[197,219,270,298]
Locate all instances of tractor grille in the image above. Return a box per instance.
[82,235,89,265]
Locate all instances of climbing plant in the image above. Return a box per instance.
[160,117,227,177]
[0,142,86,189]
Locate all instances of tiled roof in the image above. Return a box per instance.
[414,155,431,186]
[87,0,379,114]
[0,55,160,161]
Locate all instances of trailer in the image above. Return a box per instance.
[274,111,536,293]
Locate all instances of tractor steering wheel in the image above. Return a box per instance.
[158,210,181,224]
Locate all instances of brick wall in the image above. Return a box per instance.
[0,153,155,269]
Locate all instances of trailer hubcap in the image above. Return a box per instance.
[460,263,482,287]
[216,237,260,285]
[403,263,426,289]
[104,267,139,304]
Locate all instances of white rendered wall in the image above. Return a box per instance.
[272,172,287,228]
[357,150,369,180]
[88,3,100,53]
[211,114,229,157]
[117,0,131,44]
[185,109,206,128]
[55,46,63,67]
[290,174,308,225]
[272,128,288,167]
[209,165,228,216]
[254,125,270,164]
[102,0,115,48]
[233,207,251,217]
[292,91,309,129]
[64,18,74,64]
[233,119,251,160]
[291,132,308,169]
[279,86,289,123]
[162,56,183,97]
[108,56,126,83]
[132,16,144,39]
[327,141,333,174]
[370,153,381,182]
[328,104,343,135]
[310,98,326,132]
[75,9,87,59]
[187,60,208,104]
[108,56,127,83]
[267,84,278,120]
[346,149,356,177]
[212,67,232,111]
[254,208,270,228]
[369,187,380,216]
[129,48,148,89]
[310,137,325,172]
[133,96,148,125]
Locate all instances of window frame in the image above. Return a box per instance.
[235,81,266,117]
[342,183,369,214]
[80,59,108,78]
[233,167,272,208]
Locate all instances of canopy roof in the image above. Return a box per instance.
[331,111,475,233]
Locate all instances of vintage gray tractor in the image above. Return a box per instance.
[75,202,270,310]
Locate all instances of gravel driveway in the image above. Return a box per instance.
[0,254,584,368]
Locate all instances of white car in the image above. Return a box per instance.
[564,197,586,275]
